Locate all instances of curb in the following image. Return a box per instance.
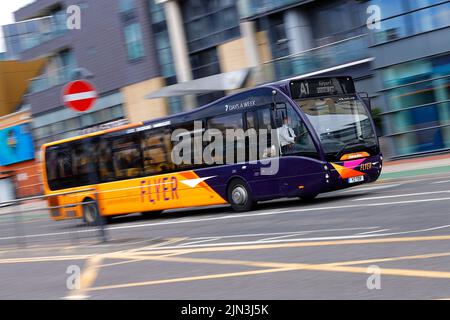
[380,165,450,180]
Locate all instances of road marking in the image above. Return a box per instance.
[353,190,450,201]
[137,225,450,251]
[104,234,450,257]
[125,237,188,254]
[338,184,402,193]
[178,238,221,247]
[3,196,450,243]
[88,267,298,292]
[0,255,93,265]
[87,252,450,292]
[325,251,450,266]
[357,229,391,235]
[186,227,379,242]
[432,180,450,185]
[258,232,311,242]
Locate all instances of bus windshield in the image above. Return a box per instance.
[296,96,378,162]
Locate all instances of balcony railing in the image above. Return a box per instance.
[238,0,309,19]
[29,66,73,94]
[259,34,371,83]
[4,13,67,55]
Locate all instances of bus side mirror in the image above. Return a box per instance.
[359,92,372,111]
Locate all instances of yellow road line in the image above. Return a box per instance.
[86,250,450,292]
[88,260,450,292]
[114,251,450,271]
[325,251,450,266]
[88,267,297,292]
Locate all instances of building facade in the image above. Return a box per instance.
[150,0,450,158]
[0,59,45,199]
[3,0,450,159]
[368,0,450,157]
[3,0,169,149]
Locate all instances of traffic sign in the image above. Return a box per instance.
[62,80,97,112]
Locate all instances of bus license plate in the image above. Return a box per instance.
[348,176,364,184]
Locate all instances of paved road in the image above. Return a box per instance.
[1,173,450,300]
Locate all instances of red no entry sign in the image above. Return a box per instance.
[62,80,97,112]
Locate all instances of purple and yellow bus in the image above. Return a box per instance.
[42,76,382,223]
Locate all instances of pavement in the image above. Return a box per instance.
[0,153,450,299]
[381,153,450,179]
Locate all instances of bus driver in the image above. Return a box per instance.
[278,116,297,154]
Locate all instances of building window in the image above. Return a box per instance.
[190,47,221,79]
[119,0,136,13]
[124,23,145,60]
[182,0,240,52]
[370,0,450,45]
[382,54,450,155]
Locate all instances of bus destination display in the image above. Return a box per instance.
[290,77,356,99]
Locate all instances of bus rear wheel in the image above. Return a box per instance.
[228,179,255,212]
[82,199,100,226]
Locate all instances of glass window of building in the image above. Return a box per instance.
[119,0,136,13]
[370,0,450,45]
[123,23,145,60]
[382,54,450,155]
[182,0,240,52]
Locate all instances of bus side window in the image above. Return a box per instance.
[245,112,258,162]
[172,123,202,170]
[72,141,95,186]
[141,128,174,175]
[207,113,245,164]
[112,135,143,180]
[98,138,114,182]
[52,145,75,190]
[257,108,276,159]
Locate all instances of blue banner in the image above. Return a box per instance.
[0,124,35,166]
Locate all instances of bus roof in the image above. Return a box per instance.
[41,122,143,149]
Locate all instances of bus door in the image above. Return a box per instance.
[272,98,326,198]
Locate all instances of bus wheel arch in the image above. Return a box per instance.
[226,177,255,212]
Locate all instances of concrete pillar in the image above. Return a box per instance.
[159,0,196,110]
[240,21,260,68]
[284,9,314,55]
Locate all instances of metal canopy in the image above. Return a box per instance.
[145,69,250,99]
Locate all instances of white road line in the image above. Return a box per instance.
[178,238,221,246]
[352,191,450,201]
[338,184,402,193]
[3,197,450,242]
[432,180,450,185]
[186,227,379,241]
[258,232,311,242]
[139,225,450,251]
[357,229,391,235]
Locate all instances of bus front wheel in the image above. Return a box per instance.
[228,179,255,212]
[299,193,318,202]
